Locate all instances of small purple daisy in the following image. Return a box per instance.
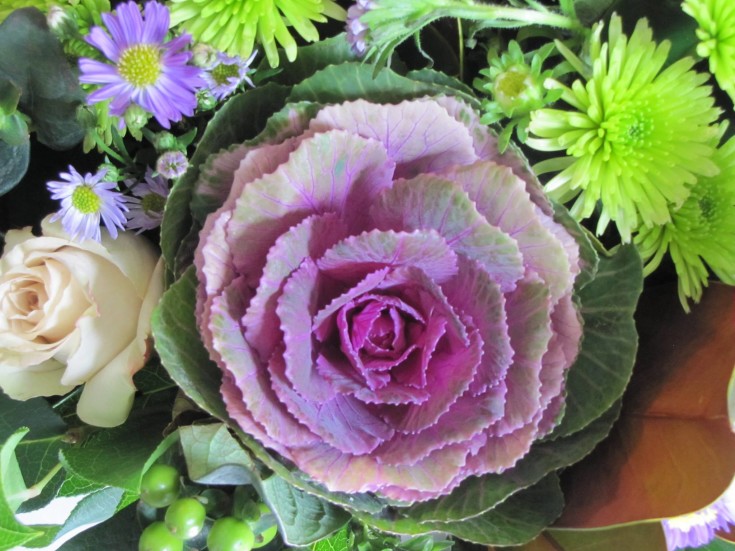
[156,150,188,179]
[202,51,257,100]
[79,1,204,129]
[47,166,128,243]
[125,169,169,232]
[662,479,735,550]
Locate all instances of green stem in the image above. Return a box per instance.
[457,18,464,82]
[446,5,578,30]
[93,132,127,165]
[8,462,63,504]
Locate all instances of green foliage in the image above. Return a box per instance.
[260,475,351,547]
[151,267,228,421]
[179,424,255,486]
[549,244,643,438]
[60,413,170,493]
[0,7,84,195]
[61,499,142,550]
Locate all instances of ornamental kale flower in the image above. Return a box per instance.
[168,0,346,68]
[125,169,170,232]
[682,0,735,103]
[475,41,562,151]
[528,15,721,241]
[194,96,583,501]
[634,135,735,311]
[47,165,128,243]
[202,51,257,100]
[662,477,735,550]
[79,1,204,129]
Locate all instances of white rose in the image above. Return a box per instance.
[0,216,163,427]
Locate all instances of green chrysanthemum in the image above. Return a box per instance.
[634,134,735,312]
[683,0,735,103]
[528,15,721,241]
[168,0,346,68]
[475,41,562,152]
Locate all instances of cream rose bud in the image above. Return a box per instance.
[0,216,163,427]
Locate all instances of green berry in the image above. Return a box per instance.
[138,521,183,551]
[140,464,180,508]
[207,517,255,551]
[165,497,207,540]
[251,503,278,549]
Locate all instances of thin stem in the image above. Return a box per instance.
[93,133,127,165]
[447,5,578,31]
[457,18,465,82]
[8,462,63,504]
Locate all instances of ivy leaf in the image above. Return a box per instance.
[260,475,351,547]
[311,525,352,551]
[0,429,45,550]
[180,423,256,485]
[60,413,169,494]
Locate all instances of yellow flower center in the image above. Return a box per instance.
[141,192,166,214]
[71,185,101,214]
[118,44,161,87]
[211,63,240,86]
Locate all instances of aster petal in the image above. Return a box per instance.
[85,26,121,61]
[142,0,170,43]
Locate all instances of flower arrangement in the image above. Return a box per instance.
[0,1,733,550]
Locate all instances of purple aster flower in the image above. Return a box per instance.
[346,0,376,55]
[125,169,170,232]
[662,479,735,550]
[156,150,188,179]
[202,50,257,100]
[47,165,128,243]
[78,1,205,129]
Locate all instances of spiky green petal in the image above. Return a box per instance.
[528,15,721,242]
[168,0,346,68]
[634,135,735,311]
[683,0,735,104]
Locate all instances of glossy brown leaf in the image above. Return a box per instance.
[497,523,667,551]
[557,283,735,527]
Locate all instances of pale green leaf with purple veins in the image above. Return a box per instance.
[371,175,525,292]
[309,99,477,178]
[226,130,396,286]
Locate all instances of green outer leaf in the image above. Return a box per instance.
[551,202,599,291]
[59,413,169,493]
[0,138,29,196]
[0,429,43,550]
[695,538,735,551]
[549,244,642,438]
[160,82,291,277]
[180,423,256,485]
[151,267,228,421]
[405,401,621,524]
[288,63,480,108]
[352,474,564,546]
[266,34,358,86]
[422,474,564,546]
[260,475,351,547]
